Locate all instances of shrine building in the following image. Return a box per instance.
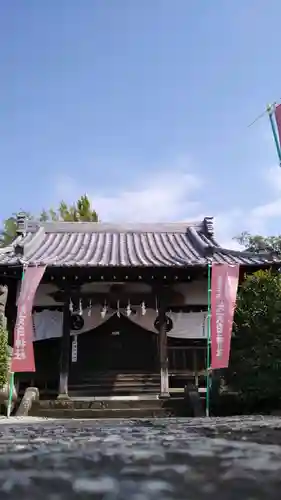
[0,214,278,403]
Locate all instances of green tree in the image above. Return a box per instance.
[44,195,99,222]
[0,195,99,246]
[234,231,281,253]
[228,269,281,404]
[0,212,33,247]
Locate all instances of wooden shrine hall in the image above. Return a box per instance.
[0,214,279,403]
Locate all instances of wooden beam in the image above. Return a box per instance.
[41,265,204,284]
[58,298,71,399]
[159,307,169,397]
[156,287,170,398]
[49,289,185,307]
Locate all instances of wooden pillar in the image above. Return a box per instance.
[58,298,71,399]
[158,302,169,398]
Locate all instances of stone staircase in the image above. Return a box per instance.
[29,396,188,419]
[30,397,185,419]
[68,372,161,398]
[16,372,204,419]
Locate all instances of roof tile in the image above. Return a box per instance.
[0,218,279,268]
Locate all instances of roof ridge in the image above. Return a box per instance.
[24,219,209,234]
[214,245,280,260]
[0,222,280,267]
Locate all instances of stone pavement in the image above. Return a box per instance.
[0,416,281,499]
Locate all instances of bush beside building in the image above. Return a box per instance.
[227,269,281,411]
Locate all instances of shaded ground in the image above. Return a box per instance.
[1,416,281,499]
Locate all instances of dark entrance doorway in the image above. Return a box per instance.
[69,314,158,379]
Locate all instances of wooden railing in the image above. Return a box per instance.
[168,345,207,388]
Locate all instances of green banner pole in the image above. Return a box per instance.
[267,104,281,166]
[7,266,25,418]
[7,372,14,418]
[205,261,212,417]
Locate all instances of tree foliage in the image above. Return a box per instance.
[40,195,99,223]
[234,231,281,254]
[0,212,33,248]
[0,195,99,247]
[228,269,281,402]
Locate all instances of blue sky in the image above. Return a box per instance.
[1,0,281,247]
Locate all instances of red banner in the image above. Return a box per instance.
[211,264,239,369]
[11,265,46,373]
[275,104,281,145]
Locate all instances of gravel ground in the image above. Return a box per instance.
[1,416,281,499]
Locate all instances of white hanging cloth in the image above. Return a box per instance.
[33,307,208,341]
[123,309,208,339]
[33,306,115,341]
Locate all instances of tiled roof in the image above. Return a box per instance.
[0,217,279,268]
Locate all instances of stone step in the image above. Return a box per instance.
[30,407,175,419]
[69,385,160,392]
[37,398,170,410]
[69,387,160,393]
[68,390,159,398]
[73,380,161,386]
[69,381,160,389]
[71,374,161,383]
[37,397,176,410]
[71,371,160,376]
[68,372,161,397]
[30,396,189,418]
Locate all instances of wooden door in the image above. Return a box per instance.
[70,313,158,377]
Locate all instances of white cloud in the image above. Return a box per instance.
[213,200,274,249]
[250,166,281,220]
[213,165,281,247]
[264,166,281,193]
[212,210,244,250]
[55,164,203,223]
[93,171,202,222]
[251,199,281,219]
[53,166,256,249]
[56,167,244,249]
[54,161,281,250]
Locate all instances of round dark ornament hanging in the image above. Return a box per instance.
[154,314,173,333]
[70,313,84,331]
